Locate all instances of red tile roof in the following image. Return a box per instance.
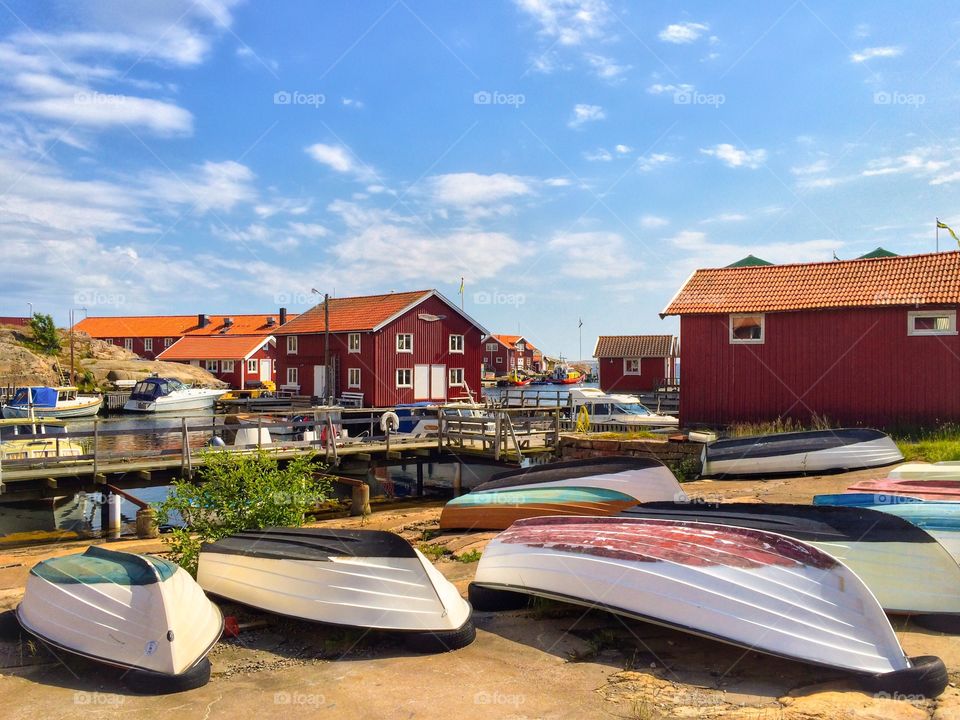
[662,251,960,315]
[157,335,274,361]
[273,290,433,334]
[76,313,295,338]
[492,334,522,349]
[594,335,676,358]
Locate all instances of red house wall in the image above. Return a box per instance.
[171,345,276,388]
[679,306,960,428]
[598,356,667,393]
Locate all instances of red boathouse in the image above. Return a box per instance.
[662,251,960,428]
[593,335,677,393]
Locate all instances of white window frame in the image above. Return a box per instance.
[908,310,957,336]
[164,337,174,348]
[124,338,133,351]
[247,359,258,374]
[396,368,412,387]
[624,358,641,375]
[348,367,361,388]
[729,313,765,344]
[104,338,112,345]
[396,333,413,353]
[205,360,219,372]
[496,357,503,364]
[221,360,235,373]
[286,367,299,385]
[348,333,361,353]
[448,368,464,386]
[485,342,498,352]
[449,334,464,353]
[144,338,153,352]
[286,335,298,354]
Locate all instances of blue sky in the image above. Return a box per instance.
[2,1,960,358]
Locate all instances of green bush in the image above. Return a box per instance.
[154,450,332,575]
[27,313,61,356]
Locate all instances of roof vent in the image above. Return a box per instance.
[224,317,234,326]
[266,316,276,326]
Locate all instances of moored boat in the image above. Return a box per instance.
[1,386,102,419]
[843,478,960,501]
[439,456,686,531]
[124,377,227,413]
[197,527,474,652]
[17,546,222,692]
[0,419,83,461]
[701,428,903,477]
[469,516,947,696]
[620,502,960,619]
[548,365,583,385]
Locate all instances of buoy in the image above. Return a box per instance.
[380,411,400,433]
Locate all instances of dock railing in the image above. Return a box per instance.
[439,406,562,461]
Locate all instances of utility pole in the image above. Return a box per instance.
[69,309,74,385]
[324,293,331,405]
[578,317,583,362]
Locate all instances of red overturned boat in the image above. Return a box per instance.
[844,478,960,502]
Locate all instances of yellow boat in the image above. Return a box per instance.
[0,419,84,461]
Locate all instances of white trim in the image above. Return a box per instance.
[396,333,413,353]
[242,335,276,361]
[448,367,464,386]
[347,367,361,388]
[144,338,153,352]
[164,337,174,348]
[221,360,235,373]
[348,333,361,353]
[908,309,958,336]
[449,334,464,353]
[729,313,765,344]
[396,368,413,387]
[246,358,258,373]
[286,335,298,354]
[123,338,133,351]
[660,270,697,318]
[623,358,641,375]
[372,290,490,334]
[205,359,219,372]
[286,367,299,385]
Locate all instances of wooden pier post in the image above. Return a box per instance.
[416,462,424,497]
[493,411,502,461]
[452,462,463,497]
[92,418,99,478]
[351,483,371,516]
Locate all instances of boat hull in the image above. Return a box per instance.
[844,478,960,501]
[888,462,960,480]
[124,391,226,413]
[473,517,911,676]
[703,428,903,477]
[2,397,102,419]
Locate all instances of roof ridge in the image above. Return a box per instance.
[703,249,959,273]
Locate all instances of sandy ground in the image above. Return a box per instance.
[0,470,959,719]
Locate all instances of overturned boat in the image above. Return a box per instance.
[701,428,903,477]
[439,456,686,531]
[620,502,960,619]
[17,546,222,693]
[844,478,960,501]
[197,528,474,652]
[470,517,947,696]
[888,462,960,480]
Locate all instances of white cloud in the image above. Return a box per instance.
[701,212,748,223]
[549,232,639,278]
[11,90,193,135]
[305,142,375,181]
[583,148,612,162]
[584,53,630,80]
[428,172,533,207]
[791,159,830,175]
[700,143,767,169]
[342,97,365,109]
[144,160,256,212]
[647,82,694,96]
[615,144,632,154]
[636,153,676,172]
[545,177,572,187]
[850,46,903,63]
[513,0,615,46]
[568,103,605,128]
[862,152,948,178]
[665,230,840,273]
[640,215,669,228]
[658,22,710,44]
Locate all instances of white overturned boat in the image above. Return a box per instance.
[17,546,222,693]
[889,462,960,480]
[1,386,102,419]
[124,377,227,413]
[702,428,903,477]
[440,456,686,530]
[470,517,947,696]
[621,502,960,622]
[197,528,474,652]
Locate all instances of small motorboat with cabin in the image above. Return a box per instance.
[0,418,83,461]
[620,502,960,621]
[197,527,475,652]
[439,456,686,531]
[548,365,584,385]
[123,377,227,413]
[1,386,102,419]
[700,428,903,477]
[16,546,222,693]
[468,516,947,696]
[566,387,678,428]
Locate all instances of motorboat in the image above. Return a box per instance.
[2,386,102,419]
[548,365,584,385]
[197,527,474,652]
[0,419,83,461]
[469,516,947,697]
[701,428,903,477]
[123,377,227,413]
[566,387,678,428]
[439,456,686,531]
[17,546,222,692]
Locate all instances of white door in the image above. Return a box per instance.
[313,365,327,400]
[430,364,446,400]
[414,365,430,400]
[260,359,271,382]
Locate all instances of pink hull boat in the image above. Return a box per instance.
[845,478,960,502]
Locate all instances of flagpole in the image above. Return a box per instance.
[937,217,940,252]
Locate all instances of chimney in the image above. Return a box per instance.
[198,313,209,328]
[279,307,287,325]
[224,317,234,327]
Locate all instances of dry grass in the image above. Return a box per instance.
[728,413,832,437]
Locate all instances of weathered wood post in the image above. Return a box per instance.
[351,481,371,516]
[452,462,462,498]
[416,461,424,497]
[494,411,502,461]
[92,418,99,478]
[257,415,263,450]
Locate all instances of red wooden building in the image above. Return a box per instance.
[593,335,677,392]
[482,334,542,373]
[156,335,277,388]
[274,290,487,406]
[662,251,960,428]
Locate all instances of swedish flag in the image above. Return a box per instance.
[938,219,959,245]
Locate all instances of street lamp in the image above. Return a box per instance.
[27,302,33,318]
[311,289,332,405]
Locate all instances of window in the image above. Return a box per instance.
[247,359,258,373]
[348,333,361,352]
[286,335,298,354]
[729,314,765,344]
[205,360,219,372]
[221,360,235,373]
[104,338,112,345]
[624,358,641,375]
[124,338,133,351]
[496,357,503,364]
[286,367,299,385]
[164,337,174,348]
[449,334,464,353]
[348,368,361,388]
[908,310,957,336]
[449,368,464,386]
[144,338,153,352]
[485,342,498,352]
[396,333,413,352]
[396,368,412,387]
